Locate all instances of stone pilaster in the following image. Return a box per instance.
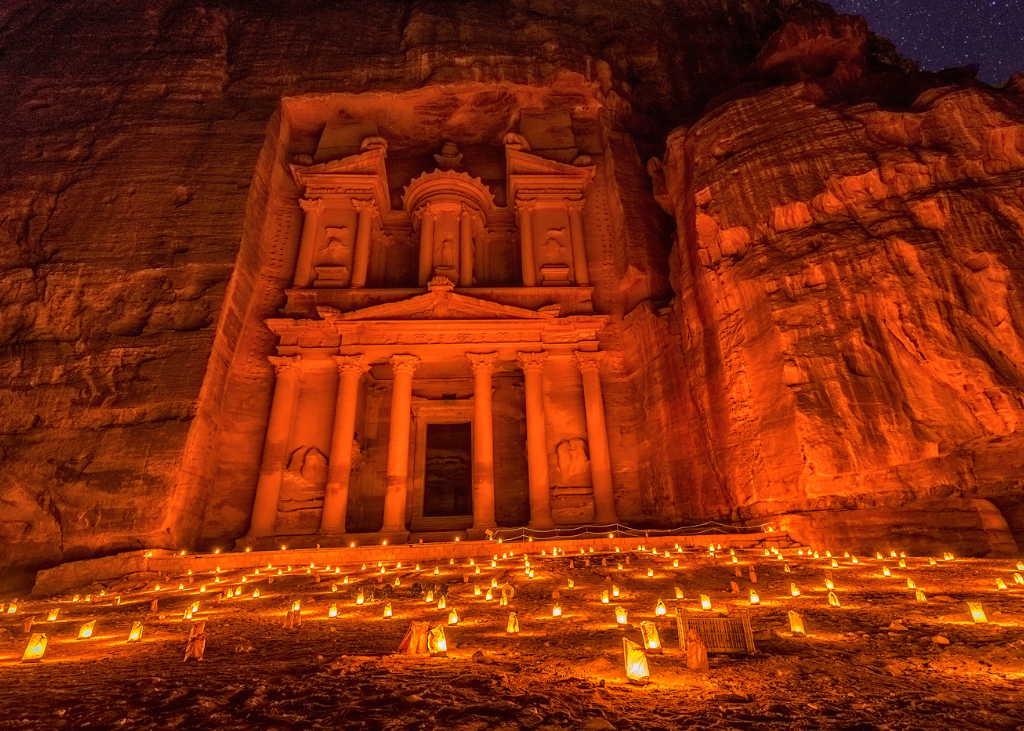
[572,351,618,525]
[516,350,554,528]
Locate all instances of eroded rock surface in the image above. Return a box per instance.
[1,2,1022,589]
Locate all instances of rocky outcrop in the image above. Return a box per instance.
[1,2,1021,590]
[647,15,1024,555]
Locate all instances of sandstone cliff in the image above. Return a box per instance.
[1,0,1020,590]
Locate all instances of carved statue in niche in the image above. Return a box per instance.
[279,445,328,505]
[315,227,353,286]
[437,237,457,268]
[540,228,567,263]
[555,437,591,487]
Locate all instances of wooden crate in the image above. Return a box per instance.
[675,607,755,654]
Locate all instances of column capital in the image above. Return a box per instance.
[389,354,421,375]
[352,199,379,217]
[467,352,498,372]
[299,197,325,215]
[516,351,548,372]
[572,350,606,374]
[514,198,537,216]
[332,355,370,376]
[565,198,586,213]
[414,204,440,223]
[268,354,303,376]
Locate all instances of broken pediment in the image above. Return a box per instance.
[316,290,556,322]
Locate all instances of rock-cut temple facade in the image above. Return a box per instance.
[242,127,633,547]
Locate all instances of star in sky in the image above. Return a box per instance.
[825,0,1024,84]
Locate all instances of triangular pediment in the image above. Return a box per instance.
[317,290,555,322]
[506,148,595,179]
[292,146,386,180]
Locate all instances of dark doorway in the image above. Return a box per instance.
[423,422,473,517]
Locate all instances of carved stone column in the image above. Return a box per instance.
[467,353,498,533]
[417,205,437,288]
[249,355,303,537]
[459,205,475,288]
[350,199,378,289]
[294,198,325,288]
[319,355,369,534]
[566,198,590,286]
[515,199,537,287]
[572,351,619,525]
[381,354,420,533]
[516,351,554,528]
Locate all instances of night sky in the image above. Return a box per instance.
[825,0,1024,84]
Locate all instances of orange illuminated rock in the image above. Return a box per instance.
[0,0,1022,595]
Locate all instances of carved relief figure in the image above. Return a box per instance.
[437,237,457,269]
[279,445,329,503]
[555,437,591,486]
[540,227,567,263]
[321,227,352,265]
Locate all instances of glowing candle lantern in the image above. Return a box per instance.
[1014,573,1023,585]
[899,559,907,568]
[852,556,859,564]
[929,557,937,566]
[876,552,883,560]
[200,585,207,593]
[427,625,447,657]
[890,550,897,558]
[883,566,891,577]
[383,603,393,619]
[828,592,840,608]
[1017,561,1024,571]
[673,559,679,568]
[77,620,96,639]
[655,599,667,616]
[73,595,80,602]
[916,590,927,602]
[996,578,1007,590]
[784,564,791,573]
[674,587,683,600]
[448,609,460,625]
[798,549,804,556]
[500,594,508,607]
[907,578,916,590]
[292,600,301,613]
[253,589,260,599]
[968,602,988,623]
[491,560,497,568]
[567,578,575,589]
[615,606,628,624]
[731,556,738,565]
[944,552,954,561]
[356,589,364,605]
[612,585,620,598]
[469,558,475,566]
[700,594,711,611]
[328,603,338,618]
[21,634,47,663]
[434,567,439,575]
[491,578,499,589]
[505,611,520,634]
[825,578,835,590]
[844,551,850,558]
[623,638,650,686]
[184,621,206,661]
[640,621,663,654]
[425,590,434,603]
[831,559,839,568]
[47,608,59,622]
[344,576,350,584]
[602,590,610,604]
[788,610,805,635]
[438,596,446,610]
[647,567,655,577]
[617,564,623,571]
[485,589,493,601]
[813,551,819,559]
[749,590,760,605]
[552,604,562,618]
[790,583,802,597]
[475,566,481,575]
[128,621,143,642]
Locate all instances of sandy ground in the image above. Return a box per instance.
[1,546,1023,730]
